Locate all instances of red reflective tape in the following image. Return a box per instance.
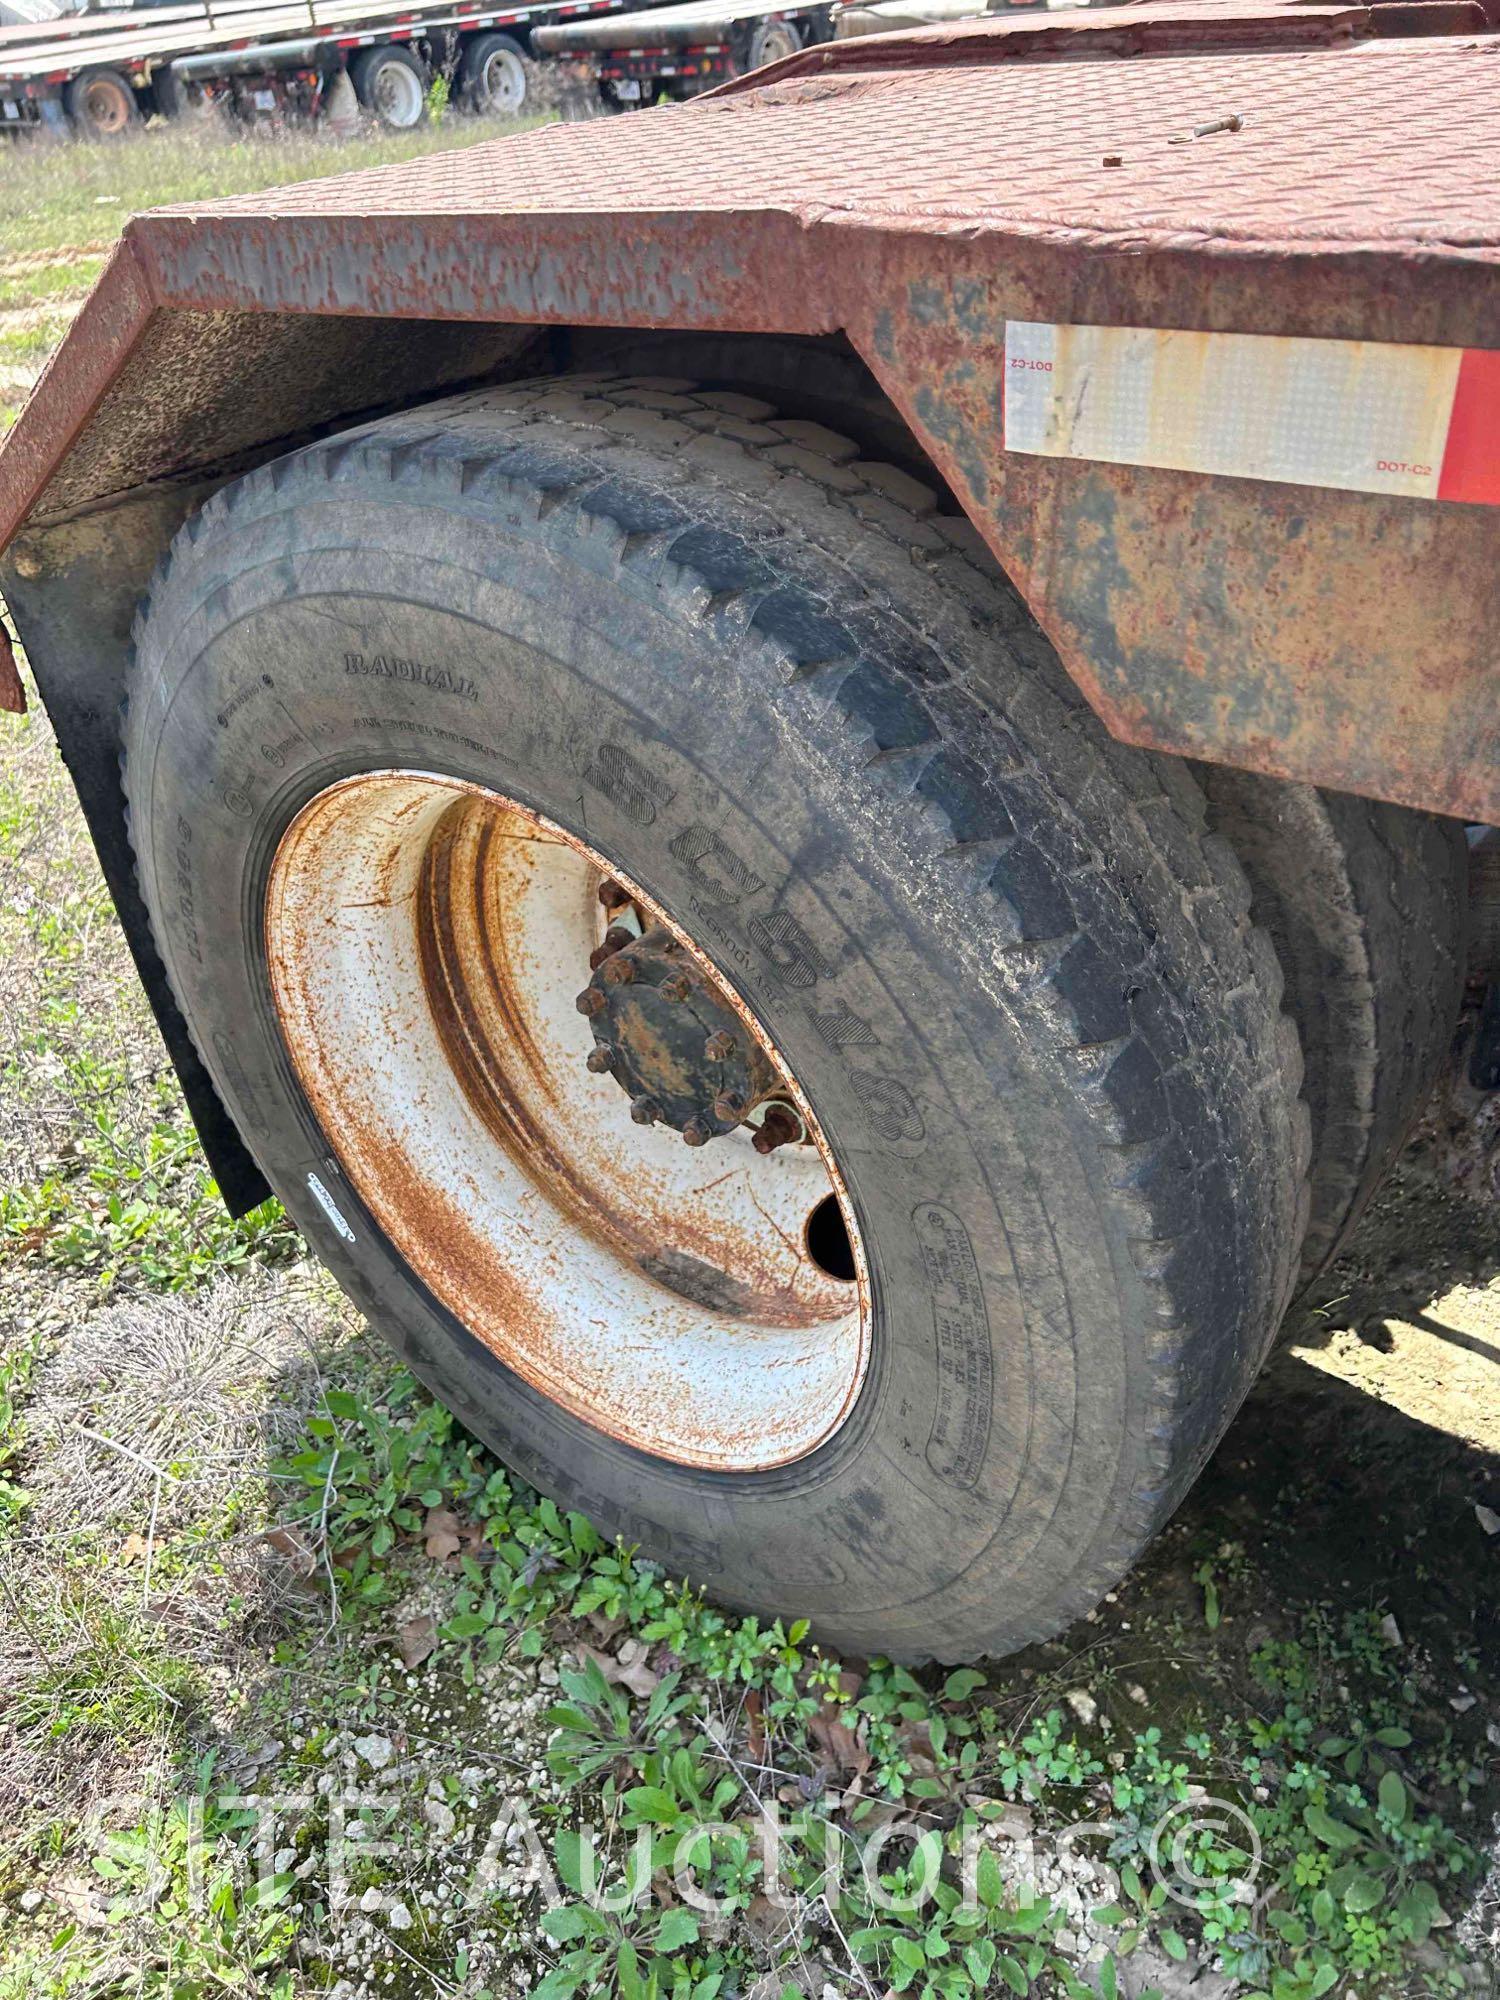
[1437,348,1500,508]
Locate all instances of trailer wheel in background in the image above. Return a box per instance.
[64,66,139,138]
[459,31,533,116]
[122,375,1309,1663]
[1199,771,1466,1286]
[747,17,800,66]
[350,43,426,127]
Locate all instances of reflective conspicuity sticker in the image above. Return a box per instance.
[1002,322,1500,506]
[306,1171,355,1244]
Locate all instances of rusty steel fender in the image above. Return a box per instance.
[2,0,1498,1198]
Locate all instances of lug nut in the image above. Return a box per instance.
[598,880,630,911]
[704,1031,737,1062]
[576,988,606,1017]
[588,925,633,970]
[586,1047,614,1074]
[752,1102,803,1156]
[682,1117,713,1147]
[713,1090,746,1122]
[601,955,635,986]
[661,971,693,1002]
[630,1095,660,1126]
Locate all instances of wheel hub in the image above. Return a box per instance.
[577,922,785,1146]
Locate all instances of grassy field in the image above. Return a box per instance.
[1,119,1499,2000]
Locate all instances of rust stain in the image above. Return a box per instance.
[264,772,871,1471]
[0,618,24,715]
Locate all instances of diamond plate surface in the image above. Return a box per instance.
[159,29,1500,256]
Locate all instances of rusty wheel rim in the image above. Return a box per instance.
[82,77,130,133]
[265,772,870,1471]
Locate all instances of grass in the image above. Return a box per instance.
[0,116,1497,2000]
[0,115,534,262]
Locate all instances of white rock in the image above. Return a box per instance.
[387,1901,412,1932]
[354,1734,393,1769]
[1065,1689,1098,1728]
[1475,1503,1500,1537]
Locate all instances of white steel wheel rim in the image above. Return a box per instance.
[481,46,526,113]
[752,22,798,64]
[372,57,423,126]
[264,772,870,1472]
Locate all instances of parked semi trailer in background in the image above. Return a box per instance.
[0,0,1496,1661]
[0,0,629,132]
[536,0,830,107]
[532,0,1076,108]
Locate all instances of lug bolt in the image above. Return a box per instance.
[630,1095,660,1126]
[751,1103,803,1156]
[576,988,606,1017]
[713,1090,746,1123]
[601,955,635,986]
[704,1030,737,1062]
[661,971,693,1002]
[598,880,630,911]
[586,1046,614,1074]
[682,1117,713,1147]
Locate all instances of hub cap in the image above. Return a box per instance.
[264,772,868,1471]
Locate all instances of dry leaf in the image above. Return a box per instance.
[423,1507,464,1563]
[262,1524,316,1575]
[396,1612,439,1669]
[117,1532,150,1566]
[614,1636,661,1698]
[743,1688,766,1763]
[807,1702,868,1777]
[579,1638,660,1698]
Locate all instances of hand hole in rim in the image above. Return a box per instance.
[805,1193,857,1283]
[263,770,870,1473]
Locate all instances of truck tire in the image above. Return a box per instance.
[746,18,800,66]
[121,374,1308,1662]
[349,43,426,127]
[64,66,139,138]
[459,31,533,116]
[1199,771,1466,1281]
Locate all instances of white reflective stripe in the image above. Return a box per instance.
[1003,320,1466,502]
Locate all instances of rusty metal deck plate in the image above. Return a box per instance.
[4,0,1500,815]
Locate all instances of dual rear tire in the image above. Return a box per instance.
[121,372,1464,1660]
